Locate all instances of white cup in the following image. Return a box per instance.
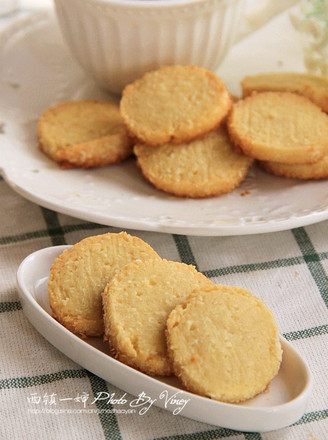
[54,0,300,94]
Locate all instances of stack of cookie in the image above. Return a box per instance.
[48,232,282,404]
[228,72,328,180]
[120,65,254,198]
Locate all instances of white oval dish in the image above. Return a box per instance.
[16,245,313,432]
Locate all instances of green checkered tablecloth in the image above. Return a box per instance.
[1,176,327,439]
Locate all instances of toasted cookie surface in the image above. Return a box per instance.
[48,232,160,337]
[134,127,253,198]
[166,285,282,403]
[120,65,232,146]
[38,100,133,168]
[227,92,328,164]
[241,72,328,112]
[102,259,215,376]
[259,153,328,180]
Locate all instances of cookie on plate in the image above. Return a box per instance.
[259,152,328,180]
[227,91,328,164]
[38,100,133,169]
[102,258,215,376]
[166,285,282,403]
[48,232,160,337]
[241,72,328,112]
[120,65,232,146]
[134,127,253,198]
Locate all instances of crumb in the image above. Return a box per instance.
[240,190,251,196]
[263,384,270,393]
[8,82,20,89]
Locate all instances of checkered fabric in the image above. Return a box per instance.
[0,176,327,440]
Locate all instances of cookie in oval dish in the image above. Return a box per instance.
[48,232,160,337]
[166,285,282,403]
[102,258,215,376]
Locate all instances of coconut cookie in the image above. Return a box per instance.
[227,92,328,164]
[241,72,328,112]
[259,153,328,180]
[38,100,133,169]
[166,285,282,403]
[120,65,232,146]
[102,258,215,376]
[48,232,160,337]
[134,127,253,198]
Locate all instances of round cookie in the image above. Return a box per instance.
[102,258,215,376]
[120,65,232,146]
[38,100,133,168]
[259,153,328,180]
[241,72,328,112]
[166,285,282,403]
[134,127,253,198]
[48,232,160,337]
[227,91,328,164]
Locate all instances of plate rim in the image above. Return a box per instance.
[3,167,328,236]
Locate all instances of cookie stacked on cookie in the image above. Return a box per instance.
[166,285,282,403]
[48,232,160,337]
[49,232,282,404]
[228,72,328,180]
[121,65,253,198]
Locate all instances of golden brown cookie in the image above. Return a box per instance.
[38,100,133,168]
[48,232,160,337]
[241,72,328,112]
[259,153,328,180]
[102,258,215,376]
[120,65,232,146]
[134,127,253,198]
[227,92,328,164]
[166,285,282,403]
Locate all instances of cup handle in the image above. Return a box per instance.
[236,0,301,42]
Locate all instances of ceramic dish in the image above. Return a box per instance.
[16,245,313,432]
[1,12,328,236]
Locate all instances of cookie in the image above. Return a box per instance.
[120,65,232,146]
[241,72,328,112]
[259,153,328,180]
[227,92,328,164]
[166,285,282,403]
[102,258,215,376]
[48,232,160,337]
[134,127,253,198]
[38,100,133,169]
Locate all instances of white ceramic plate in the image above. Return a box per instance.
[16,245,313,432]
[1,12,328,236]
